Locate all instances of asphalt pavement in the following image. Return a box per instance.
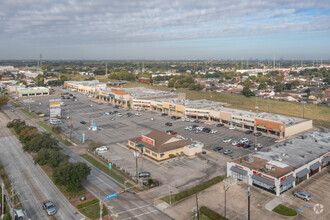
[3,103,171,220]
[0,107,83,220]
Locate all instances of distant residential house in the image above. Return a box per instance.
[257,90,275,97]
[138,77,150,83]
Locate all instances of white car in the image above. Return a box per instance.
[104,112,109,115]
[185,126,192,130]
[150,118,154,121]
[232,141,238,146]
[96,146,108,151]
[228,126,235,130]
[135,113,141,116]
[223,138,232,143]
[210,130,217,134]
[185,118,190,122]
[182,118,186,122]
[117,113,123,117]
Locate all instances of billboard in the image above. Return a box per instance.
[49,99,61,118]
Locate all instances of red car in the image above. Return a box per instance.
[237,143,244,147]
[170,131,177,135]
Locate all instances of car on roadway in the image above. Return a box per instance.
[165,122,172,126]
[109,116,115,120]
[255,143,263,148]
[223,149,233,155]
[42,201,57,216]
[245,130,253,134]
[96,146,108,151]
[237,143,245,147]
[223,138,231,143]
[213,146,223,152]
[292,191,311,201]
[228,126,235,130]
[217,124,224,127]
[254,132,262,136]
[117,113,123,117]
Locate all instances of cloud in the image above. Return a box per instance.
[0,0,329,59]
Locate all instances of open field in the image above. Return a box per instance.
[123,82,330,128]
[61,74,108,82]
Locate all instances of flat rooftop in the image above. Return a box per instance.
[205,106,307,127]
[125,87,183,99]
[233,155,293,178]
[255,132,330,169]
[17,87,49,91]
[155,98,226,109]
[66,80,100,85]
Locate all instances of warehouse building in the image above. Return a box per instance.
[16,87,50,97]
[227,132,330,196]
[128,131,203,161]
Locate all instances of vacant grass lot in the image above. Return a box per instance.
[124,82,330,128]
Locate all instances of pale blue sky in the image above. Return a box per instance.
[1,0,330,60]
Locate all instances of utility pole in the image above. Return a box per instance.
[248,187,251,220]
[2,183,4,216]
[169,185,172,205]
[11,187,14,220]
[223,186,230,219]
[134,151,139,181]
[99,200,102,220]
[302,102,305,119]
[195,191,199,220]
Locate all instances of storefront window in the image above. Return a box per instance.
[252,179,276,194]
[231,171,248,183]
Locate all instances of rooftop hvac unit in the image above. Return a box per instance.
[265,164,273,170]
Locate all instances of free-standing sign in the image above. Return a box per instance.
[141,135,155,146]
[49,99,61,118]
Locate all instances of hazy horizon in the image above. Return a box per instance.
[1,0,330,60]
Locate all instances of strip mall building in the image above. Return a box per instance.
[64,81,313,138]
[227,132,330,196]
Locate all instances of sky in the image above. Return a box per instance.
[1,0,330,60]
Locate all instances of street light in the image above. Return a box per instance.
[223,185,230,219]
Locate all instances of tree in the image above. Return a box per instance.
[23,132,58,152]
[258,82,267,90]
[242,86,255,97]
[0,96,9,108]
[53,162,91,192]
[52,126,62,134]
[285,83,292,90]
[34,148,68,168]
[274,83,285,93]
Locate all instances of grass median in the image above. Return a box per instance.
[161,175,226,204]
[9,101,21,107]
[80,154,133,187]
[20,108,36,119]
[37,121,73,146]
[79,202,108,220]
[273,204,297,216]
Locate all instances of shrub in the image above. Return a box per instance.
[169,154,175,158]
[52,126,62,134]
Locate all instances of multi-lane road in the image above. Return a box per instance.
[1,104,171,220]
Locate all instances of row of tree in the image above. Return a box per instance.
[7,119,91,192]
[168,75,203,90]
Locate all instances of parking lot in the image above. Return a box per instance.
[19,87,277,160]
[96,143,228,195]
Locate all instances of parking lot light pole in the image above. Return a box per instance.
[248,187,251,220]
[223,185,229,219]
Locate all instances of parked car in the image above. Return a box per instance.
[213,146,223,152]
[237,143,245,147]
[292,191,311,201]
[14,209,25,220]
[42,201,57,216]
[243,144,251,149]
[138,171,151,178]
[228,126,235,130]
[161,113,168,116]
[223,149,233,155]
[210,129,217,134]
[170,131,177,135]
[254,132,262,136]
[255,143,263,148]
[217,124,224,127]
[223,138,232,143]
[245,130,253,134]
[96,146,108,151]
[232,141,238,146]
[165,122,172,126]
[117,113,123,117]
[109,117,115,120]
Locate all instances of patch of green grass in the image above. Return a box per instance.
[20,108,36,118]
[79,202,108,220]
[272,204,297,216]
[161,176,226,204]
[77,199,99,209]
[9,101,20,107]
[200,206,226,220]
[37,121,73,146]
[124,82,330,128]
